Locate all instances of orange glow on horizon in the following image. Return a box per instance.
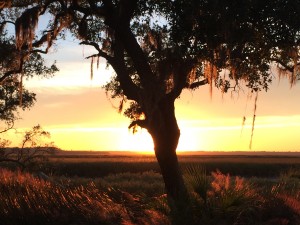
[7,65,300,153]
[8,114,300,152]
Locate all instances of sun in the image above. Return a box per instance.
[118,128,154,152]
[118,124,201,153]
[177,127,199,151]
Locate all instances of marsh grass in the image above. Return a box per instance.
[99,171,165,197]
[280,167,300,180]
[1,163,300,225]
[0,169,124,225]
[0,169,168,225]
[50,171,165,197]
[44,156,300,178]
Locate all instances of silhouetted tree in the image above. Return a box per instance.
[0,125,56,171]
[1,1,299,220]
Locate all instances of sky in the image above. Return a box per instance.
[3,40,300,153]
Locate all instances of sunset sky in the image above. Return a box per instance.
[4,41,300,153]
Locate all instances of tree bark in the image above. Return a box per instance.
[146,97,193,224]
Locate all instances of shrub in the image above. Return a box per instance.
[184,167,263,225]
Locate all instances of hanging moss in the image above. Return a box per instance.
[15,7,40,50]
[249,92,258,150]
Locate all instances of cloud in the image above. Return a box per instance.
[24,62,114,90]
[42,102,71,109]
[23,40,115,90]
[178,114,300,131]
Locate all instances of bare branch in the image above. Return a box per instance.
[80,41,113,61]
[0,120,14,134]
[80,40,101,51]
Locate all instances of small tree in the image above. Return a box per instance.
[0,125,56,171]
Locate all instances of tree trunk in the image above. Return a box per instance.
[146,97,193,224]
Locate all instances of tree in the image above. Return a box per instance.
[0,125,56,171]
[0,18,58,132]
[1,0,299,218]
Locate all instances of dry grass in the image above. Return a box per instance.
[0,169,168,225]
[1,164,300,225]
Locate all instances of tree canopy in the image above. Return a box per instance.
[169,0,300,90]
[1,1,299,121]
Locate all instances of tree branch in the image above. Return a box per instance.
[76,2,144,101]
[110,38,140,101]
[80,39,140,101]
[115,26,154,88]
[80,41,113,61]
[128,119,148,129]
[0,120,14,134]
[270,57,294,72]
[99,0,154,89]
[0,20,15,26]
[169,58,200,99]
[30,10,70,53]
[188,79,209,89]
[30,49,48,54]
[0,158,25,170]
[0,55,25,83]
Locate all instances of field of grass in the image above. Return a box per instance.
[1,151,300,224]
[44,151,300,178]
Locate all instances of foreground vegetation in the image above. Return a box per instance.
[1,154,300,225]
